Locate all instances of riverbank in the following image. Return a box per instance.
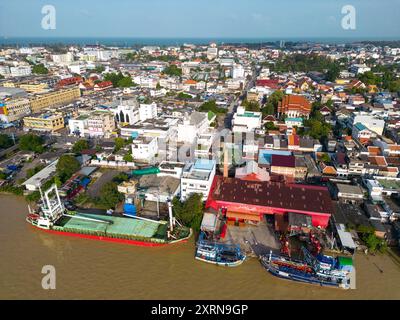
[1,194,400,300]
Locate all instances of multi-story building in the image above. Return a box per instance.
[139,102,157,121]
[23,112,65,132]
[29,87,81,113]
[86,111,116,138]
[181,159,216,201]
[232,106,262,133]
[0,98,31,123]
[131,136,158,162]
[10,66,32,77]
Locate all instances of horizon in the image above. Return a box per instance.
[1,0,400,39]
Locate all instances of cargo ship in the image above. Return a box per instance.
[195,231,246,267]
[260,247,353,289]
[26,185,191,247]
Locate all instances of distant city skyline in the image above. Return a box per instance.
[0,0,399,39]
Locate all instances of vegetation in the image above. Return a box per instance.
[357,225,387,253]
[242,99,260,112]
[199,100,227,114]
[32,63,49,75]
[97,181,124,209]
[104,72,134,88]
[26,164,45,179]
[19,134,45,153]
[72,139,89,153]
[114,137,132,153]
[162,64,182,77]
[177,92,193,99]
[94,65,105,73]
[0,185,24,195]
[261,90,284,117]
[56,155,80,183]
[266,54,341,79]
[297,101,332,142]
[172,193,203,232]
[264,121,278,131]
[0,134,14,149]
[123,154,133,162]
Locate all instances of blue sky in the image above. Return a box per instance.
[0,0,399,38]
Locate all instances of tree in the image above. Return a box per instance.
[98,182,124,209]
[56,155,80,183]
[264,121,277,131]
[199,100,227,114]
[123,154,133,162]
[19,134,44,153]
[242,99,260,112]
[72,139,89,153]
[0,134,13,149]
[162,64,182,77]
[32,63,48,75]
[262,103,275,116]
[94,65,105,73]
[117,76,133,88]
[172,193,203,231]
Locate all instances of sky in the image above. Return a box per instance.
[0,0,399,39]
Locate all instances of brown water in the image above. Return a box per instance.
[1,194,400,300]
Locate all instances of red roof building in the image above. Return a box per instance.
[278,95,311,118]
[94,81,113,91]
[205,176,333,228]
[256,79,280,89]
[56,76,83,88]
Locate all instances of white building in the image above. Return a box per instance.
[352,114,385,136]
[10,66,31,77]
[139,102,157,121]
[232,64,245,79]
[232,106,262,133]
[181,159,216,201]
[177,112,210,144]
[52,52,74,65]
[131,136,158,162]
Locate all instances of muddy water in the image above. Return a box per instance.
[1,195,400,300]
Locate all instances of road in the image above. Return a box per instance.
[220,65,260,130]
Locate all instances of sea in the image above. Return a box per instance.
[0,36,399,47]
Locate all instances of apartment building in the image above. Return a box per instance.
[0,98,31,123]
[23,112,65,132]
[29,87,81,113]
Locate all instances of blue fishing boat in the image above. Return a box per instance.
[195,232,246,267]
[260,247,353,289]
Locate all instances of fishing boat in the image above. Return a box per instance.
[260,247,353,289]
[26,184,191,247]
[195,232,246,267]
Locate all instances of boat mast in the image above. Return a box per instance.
[167,198,174,232]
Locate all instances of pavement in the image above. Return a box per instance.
[221,219,280,257]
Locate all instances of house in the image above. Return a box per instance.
[232,106,262,133]
[131,136,158,162]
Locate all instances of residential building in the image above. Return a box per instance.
[181,159,216,201]
[23,112,65,132]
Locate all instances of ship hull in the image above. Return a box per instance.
[195,255,245,267]
[260,257,349,289]
[30,224,190,247]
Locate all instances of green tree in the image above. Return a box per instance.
[19,134,44,153]
[264,121,277,131]
[172,193,203,231]
[199,100,227,114]
[97,182,124,209]
[32,63,48,75]
[117,76,133,88]
[123,154,133,162]
[242,99,260,112]
[162,64,182,77]
[72,139,89,153]
[94,65,105,73]
[56,155,80,183]
[0,134,13,149]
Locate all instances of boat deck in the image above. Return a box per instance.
[55,213,167,239]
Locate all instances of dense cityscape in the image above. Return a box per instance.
[1,38,400,297]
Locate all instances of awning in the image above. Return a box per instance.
[337,229,357,249]
[226,211,261,222]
